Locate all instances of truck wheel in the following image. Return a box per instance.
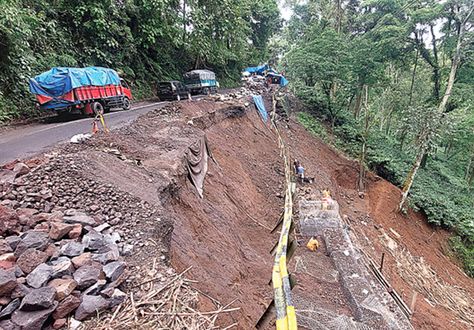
[203,88,210,95]
[122,97,131,110]
[92,102,104,116]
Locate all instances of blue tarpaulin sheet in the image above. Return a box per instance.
[29,67,121,97]
[280,76,289,87]
[244,64,269,75]
[266,73,289,87]
[252,95,268,122]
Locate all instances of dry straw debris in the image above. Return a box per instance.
[85,260,239,330]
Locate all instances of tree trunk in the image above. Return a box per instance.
[353,84,363,118]
[438,6,474,113]
[399,127,408,151]
[182,0,187,43]
[430,25,441,102]
[335,0,342,34]
[408,48,419,106]
[398,6,474,211]
[399,147,425,211]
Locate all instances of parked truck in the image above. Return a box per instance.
[183,69,218,95]
[29,67,132,116]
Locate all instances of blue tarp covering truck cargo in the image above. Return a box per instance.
[29,67,121,98]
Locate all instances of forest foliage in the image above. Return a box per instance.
[0,0,281,122]
[278,0,474,275]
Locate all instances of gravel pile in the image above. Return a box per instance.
[0,155,159,250]
[0,203,128,329]
[0,157,163,329]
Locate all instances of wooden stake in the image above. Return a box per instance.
[380,252,385,273]
[410,291,418,317]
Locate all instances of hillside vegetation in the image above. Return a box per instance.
[0,0,280,122]
[278,0,474,275]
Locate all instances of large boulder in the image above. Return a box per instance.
[50,257,74,278]
[103,261,126,282]
[0,206,21,236]
[48,278,77,301]
[19,287,56,311]
[0,240,13,255]
[49,223,75,240]
[0,270,17,296]
[5,236,20,251]
[12,163,30,177]
[60,241,85,257]
[53,295,80,319]
[71,253,92,268]
[0,319,21,330]
[91,244,120,264]
[73,265,102,290]
[63,211,97,226]
[82,231,106,251]
[16,248,49,274]
[25,264,52,289]
[74,295,109,321]
[14,232,49,257]
[0,298,20,319]
[11,301,57,330]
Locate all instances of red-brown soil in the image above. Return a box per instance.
[1,92,472,329]
[282,116,474,330]
[169,103,283,328]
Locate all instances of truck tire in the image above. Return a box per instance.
[92,102,104,116]
[203,88,210,95]
[122,97,131,110]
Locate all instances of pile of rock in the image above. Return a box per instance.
[210,88,257,103]
[0,206,128,329]
[0,157,155,251]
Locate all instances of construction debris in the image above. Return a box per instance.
[86,263,239,330]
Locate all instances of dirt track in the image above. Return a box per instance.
[1,92,473,329]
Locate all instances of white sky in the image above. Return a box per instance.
[279,1,293,21]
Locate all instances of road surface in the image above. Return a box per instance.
[0,102,166,165]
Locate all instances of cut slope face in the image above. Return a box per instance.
[1,92,472,329]
[282,117,474,330]
[296,198,412,330]
[168,103,284,328]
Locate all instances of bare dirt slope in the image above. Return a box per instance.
[282,118,474,330]
[1,91,472,329]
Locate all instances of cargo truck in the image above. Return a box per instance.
[29,67,132,116]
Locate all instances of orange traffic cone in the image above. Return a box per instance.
[92,120,99,134]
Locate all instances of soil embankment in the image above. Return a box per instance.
[0,91,472,329]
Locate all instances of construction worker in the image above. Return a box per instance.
[293,159,300,175]
[296,164,305,183]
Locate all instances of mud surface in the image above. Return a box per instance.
[1,92,472,329]
[283,118,474,330]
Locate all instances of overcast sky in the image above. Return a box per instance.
[279,1,293,21]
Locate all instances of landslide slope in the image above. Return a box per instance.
[1,92,472,329]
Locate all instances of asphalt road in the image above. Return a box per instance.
[0,102,166,165]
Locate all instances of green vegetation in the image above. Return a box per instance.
[0,0,281,122]
[281,0,474,275]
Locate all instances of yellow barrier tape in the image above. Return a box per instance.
[271,92,297,330]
